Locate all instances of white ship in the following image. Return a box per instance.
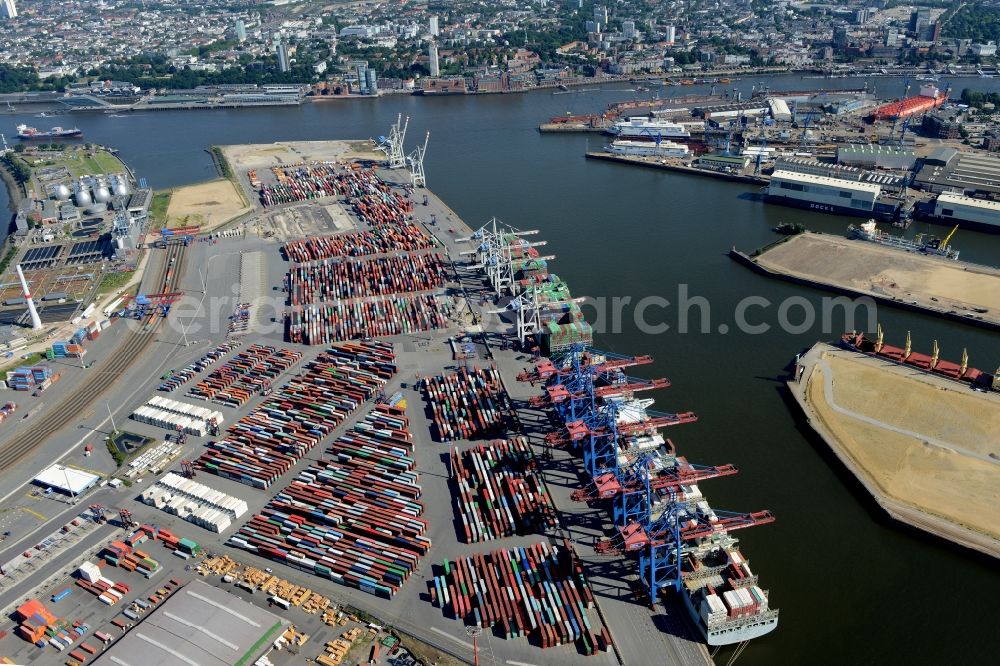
[610,116,691,140]
[608,139,690,158]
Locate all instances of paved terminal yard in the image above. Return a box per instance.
[736,232,1000,330]
[0,142,713,666]
[789,343,1000,559]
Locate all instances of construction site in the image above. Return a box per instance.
[0,117,778,666]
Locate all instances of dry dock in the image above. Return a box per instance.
[732,232,1000,330]
[789,343,1000,559]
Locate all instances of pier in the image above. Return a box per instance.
[731,232,1000,331]
[586,151,770,185]
[788,343,1000,559]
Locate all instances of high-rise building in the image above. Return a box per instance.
[594,6,608,32]
[885,27,899,47]
[365,69,378,96]
[833,26,849,49]
[235,19,247,43]
[1,0,17,19]
[909,8,931,35]
[585,20,596,33]
[429,15,439,37]
[664,25,676,44]
[623,20,636,40]
[276,42,290,73]
[428,42,440,77]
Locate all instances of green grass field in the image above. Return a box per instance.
[149,191,172,230]
[27,148,124,178]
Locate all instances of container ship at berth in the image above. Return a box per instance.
[848,219,960,260]
[518,347,778,647]
[16,124,83,140]
[607,139,690,158]
[842,325,1000,392]
[609,116,691,140]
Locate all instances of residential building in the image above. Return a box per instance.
[276,42,290,73]
[1,0,15,20]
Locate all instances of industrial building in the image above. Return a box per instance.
[693,101,769,123]
[836,144,916,171]
[767,98,792,122]
[92,580,287,666]
[931,192,1000,230]
[32,464,100,496]
[765,170,899,219]
[913,147,1000,197]
[774,157,907,192]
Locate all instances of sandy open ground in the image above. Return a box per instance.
[801,347,1000,554]
[165,178,251,229]
[221,140,384,173]
[756,233,1000,326]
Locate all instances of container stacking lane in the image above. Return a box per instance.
[0,243,188,470]
[227,404,431,600]
[196,341,397,489]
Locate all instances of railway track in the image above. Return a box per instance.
[0,243,188,470]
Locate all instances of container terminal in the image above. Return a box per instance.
[0,128,781,665]
[788,338,1000,559]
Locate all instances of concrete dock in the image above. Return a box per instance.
[585,151,770,185]
[732,232,1000,331]
[788,343,1000,559]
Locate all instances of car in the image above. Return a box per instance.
[264,567,273,574]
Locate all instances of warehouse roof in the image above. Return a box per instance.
[770,169,882,193]
[33,464,100,495]
[837,144,915,157]
[92,580,287,666]
[936,191,1000,210]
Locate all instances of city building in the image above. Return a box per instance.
[833,26,849,49]
[428,41,439,77]
[665,25,676,44]
[594,5,608,32]
[921,112,963,139]
[971,42,998,57]
[429,15,439,37]
[276,42,290,73]
[623,20,636,40]
[909,9,931,35]
[235,19,247,43]
[0,0,15,20]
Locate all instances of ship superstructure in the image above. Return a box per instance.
[608,139,690,158]
[609,116,691,140]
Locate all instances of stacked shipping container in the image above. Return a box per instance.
[286,253,448,305]
[286,296,452,344]
[228,404,429,599]
[422,366,512,441]
[429,541,606,654]
[450,437,557,542]
[158,341,241,392]
[196,342,396,489]
[188,344,303,406]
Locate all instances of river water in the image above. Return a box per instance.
[5,74,1000,665]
